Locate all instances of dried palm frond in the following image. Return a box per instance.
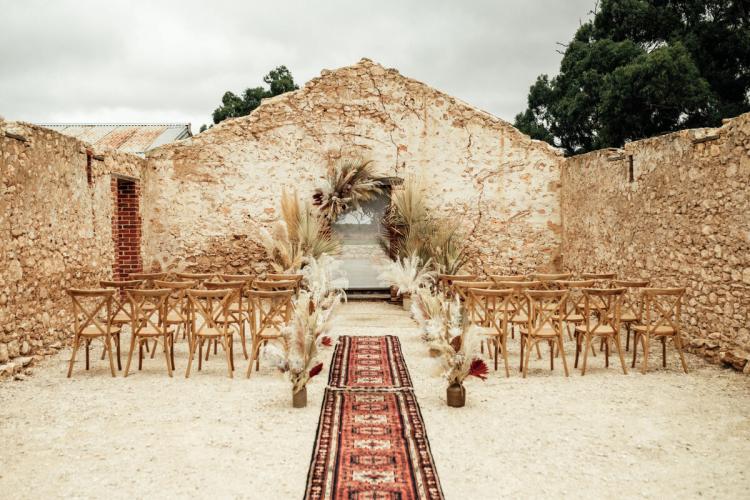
[429,219,469,274]
[260,189,341,272]
[315,158,384,221]
[377,252,434,296]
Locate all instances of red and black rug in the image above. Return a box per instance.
[305,336,444,500]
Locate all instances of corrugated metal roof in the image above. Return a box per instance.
[37,123,192,156]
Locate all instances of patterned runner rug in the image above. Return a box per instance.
[305,336,444,500]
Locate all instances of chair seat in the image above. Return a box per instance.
[620,311,638,322]
[257,327,283,340]
[632,324,676,335]
[195,327,225,337]
[133,327,167,337]
[574,323,616,335]
[554,313,584,322]
[80,325,121,336]
[164,311,187,323]
[112,311,132,323]
[519,325,558,337]
[472,325,497,336]
[216,312,242,323]
[510,313,528,324]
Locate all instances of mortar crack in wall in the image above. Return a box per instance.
[365,67,403,171]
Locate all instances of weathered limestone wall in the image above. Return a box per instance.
[0,121,146,376]
[561,113,750,371]
[144,59,563,276]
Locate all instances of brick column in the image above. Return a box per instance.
[111,177,143,280]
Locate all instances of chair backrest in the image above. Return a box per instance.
[530,273,573,289]
[580,288,626,335]
[467,288,514,331]
[253,279,297,291]
[154,280,195,320]
[489,274,526,284]
[451,280,493,302]
[525,289,568,335]
[503,280,542,319]
[186,288,232,334]
[612,279,650,319]
[129,272,166,289]
[581,272,617,287]
[67,288,116,337]
[265,273,303,291]
[247,289,294,335]
[220,274,254,283]
[555,280,595,319]
[175,272,215,286]
[100,279,142,315]
[641,288,685,333]
[206,281,246,314]
[437,273,477,296]
[126,289,171,335]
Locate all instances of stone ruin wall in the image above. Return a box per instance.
[561,113,750,372]
[143,58,563,277]
[0,121,146,375]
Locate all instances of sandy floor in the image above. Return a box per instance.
[1,301,749,499]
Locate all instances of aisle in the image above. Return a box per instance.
[304,335,443,499]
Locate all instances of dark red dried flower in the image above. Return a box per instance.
[308,362,324,379]
[321,336,333,347]
[469,358,488,381]
[450,336,462,353]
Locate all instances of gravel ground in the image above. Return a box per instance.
[1,301,748,499]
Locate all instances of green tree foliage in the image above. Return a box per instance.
[515,0,750,154]
[212,66,299,124]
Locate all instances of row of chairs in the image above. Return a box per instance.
[435,273,687,377]
[66,272,303,379]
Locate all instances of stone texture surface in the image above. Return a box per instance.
[143,58,563,276]
[0,120,146,374]
[561,112,750,370]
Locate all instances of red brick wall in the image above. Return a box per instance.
[111,177,143,280]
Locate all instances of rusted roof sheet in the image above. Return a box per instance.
[37,123,192,156]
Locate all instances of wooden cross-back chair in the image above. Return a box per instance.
[631,288,688,374]
[451,280,493,303]
[505,280,542,340]
[468,288,514,377]
[574,288,628,375]
[581,272,617,287]
[66,289,118,378]
[265,273,303,291]
[205,281,249,361]
[175,272,215,287]
[124,289,173,377]
[612,279,650,351]
[529,273,573,290]
[520,289,569,378]
[246,289,294,377]
[489,274,526,285]
[252,279,297,291]
[554,280,595,340]
[99,279,142,369]
[437,274,477,298]
[154,280,194,342]
[129,272,166,289]
[185,288,234,378]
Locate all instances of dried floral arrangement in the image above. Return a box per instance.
[428,298,489,385]
[302,254,348,310]
[382,175,469,274]
[411,287,447,342]
[314,158,384,222]
[260,189,341,272]
[262,290,337,394]
[377,253,434,297]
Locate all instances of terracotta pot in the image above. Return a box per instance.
[402,294,412,312]
[292,386,307,408]
[446,383,466,408]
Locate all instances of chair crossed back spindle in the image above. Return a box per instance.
[555,280,595,321]
[265,273,303,291]
[187,288,232,337]
[248,289,294,336]
[68,288,116,339]
[581,272,617,287]
[530,273,572,290]
[505,280,542,323]
[437,274,477,297]
[176,272,215,287]
[129,273,166,289]
[253,279,297,291]
[452,280,493,304]
[127,289,170,334]
[154,280,194,325]
[612,279,650,321]
[206,281,246,317]
[100,280,142,322]
[468,288,514,331]
[641,288,685,335]
[580,288,626,335]
[525,289,568,335]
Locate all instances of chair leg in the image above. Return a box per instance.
[105,337,116,377]
[519,333,525,372]
[558,335,569,377]
[222,336,233,378]
[674,334,689,374]
[522,338,533,378]
[170,334,176,370]
[632,332,639,368]
[85,339,90,371]
[549,340,554,371]
[198,338,203,371]
[124,335,137,378]
[582,334,591,376]
[625,324,631,351]
[67,335,81,378]
[641,335,650,374]
[662,337,667,368]
[574,332,580,369]
[246,338,256,378]
[493,339,498,371]
[535,342,542,360]
[605,338,610,368]
[138,341,143,371]
[116,333,122,371]
[163,336,173,378]
[185,335,198,378]
[240,320,249,360]
[502,336,510,378]
[614,334,628,375]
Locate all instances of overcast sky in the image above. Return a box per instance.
[0,0,594,132]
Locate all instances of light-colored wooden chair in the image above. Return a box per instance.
[154,280,194,342]
[129,272,166,289]
[631,288,688,374]
[451,280,493,303]
[489,274,526,285]
[530,273,573,289]
[66,289,118,378]
[468,288,514,376]
[124,289,173,377]
[581,272,617,287]
[206,280,249,362]
[612,279,650,351]
[252,279,298,291]
[575,288,628,375]
[99,279,142,369]
[505,280,542,350]
[185,288,234,378]
[554,280,595,340]
[175,272,215,287]
[520,289,569,378]
[437,274,477,297]
[246,289,294,377]
[265,273,303,292]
